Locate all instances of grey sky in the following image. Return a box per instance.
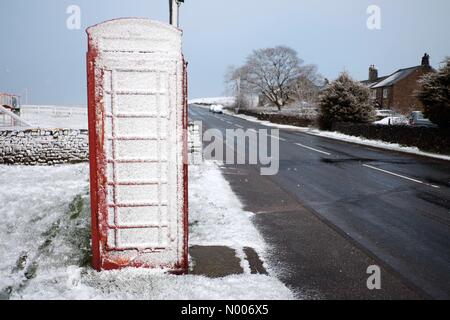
[0,0,449,105]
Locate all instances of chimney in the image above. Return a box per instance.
[369,65,378,82]
[421,53,430,67]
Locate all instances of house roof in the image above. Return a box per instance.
[370,66,422,89]
[361,76,388,87]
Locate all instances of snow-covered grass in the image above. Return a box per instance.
[13,268,292,300]
[0,162,294,300]
[20,105,88,130]
[225,111,450,161]
[0,164,91,299]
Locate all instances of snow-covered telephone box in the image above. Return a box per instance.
[86,19,188,272]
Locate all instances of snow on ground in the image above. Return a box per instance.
[0,164,91,299]
[225,111,450,162]
[19,105,88,130]
[0,162,294,300]
[189,162,265,251]
[189,97,236,107]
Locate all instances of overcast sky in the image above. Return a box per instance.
[1,0,449,105]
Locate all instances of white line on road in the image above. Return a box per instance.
[269,134,286,142]
[363,164,440,189]
[247,128,286,141]
[295,143,331,156]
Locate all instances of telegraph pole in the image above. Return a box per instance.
[24,88,28,105]
[169,0,184,28]
[236,77,241,113]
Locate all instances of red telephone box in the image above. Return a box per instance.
[86,19,188,272]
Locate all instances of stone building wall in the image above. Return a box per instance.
[0,129,89,165]
[391,67,431,115]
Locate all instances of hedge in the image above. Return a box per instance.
[237,110,315,128]
[235,110,450,155]
[332,123,450,155]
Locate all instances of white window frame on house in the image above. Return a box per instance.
[371,90,377,99]
[383,88,389,99]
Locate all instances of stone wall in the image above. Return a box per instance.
[0,129,89,165]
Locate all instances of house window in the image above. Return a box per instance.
[383,88,389,99]
[371,90,376,99]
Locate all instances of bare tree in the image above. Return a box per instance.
[291,64,324,106]
[239,46,303,111]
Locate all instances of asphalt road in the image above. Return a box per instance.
[188,105,450,300]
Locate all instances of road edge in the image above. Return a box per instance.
[216,108,450,163]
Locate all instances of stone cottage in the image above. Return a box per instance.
[362,54,435,114]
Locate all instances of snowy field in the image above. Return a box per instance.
[188,97,236,107]
[0,162,294,300]
[19,105,88,130]
[189,97,318,117]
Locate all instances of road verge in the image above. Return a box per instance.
[223,110,450,162]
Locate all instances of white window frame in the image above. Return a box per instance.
[383,88,389,99]
[371,90,377,99]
